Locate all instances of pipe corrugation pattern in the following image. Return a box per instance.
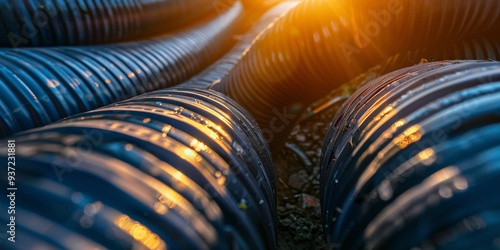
[0,0,220,47]
[319,36,500,189]
[0,0,282,249]
[1,87,276,249]
[211,0,500,153]
[178,1,299,89]
[320,60,500,249]
[361,36,500,82]
[0,2,243,138]
[318,37,500,180]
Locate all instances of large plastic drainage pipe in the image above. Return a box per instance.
[0,2,284,249]
[211,0,500,153]
[1,87,277,249]
[179,1,300,89]
[320,60,500,249]
[0,0,221,47]
[0,2,243,137]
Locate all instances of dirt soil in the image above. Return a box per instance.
[274,67,382,250]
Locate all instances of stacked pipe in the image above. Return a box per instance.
[0,1,243,137]
[3,0,500,249]
[212,0,500,154]
[205,3,500,246]
[203,0,500,248]
[0,1,297,249]
[320,60,500,249]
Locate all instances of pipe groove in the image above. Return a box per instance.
[212,0,500,153]
[320,60,500,249]
[0,2,243,137]
[0,0,219,47]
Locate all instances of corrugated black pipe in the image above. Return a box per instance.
[0,0,221,47]
[211,0,500,154]
[0,2,243,137]
[319,35,500,189]
[320,60,500,249]
[179,1,300,89]
[1,87,277,249]
[0,2,288,249]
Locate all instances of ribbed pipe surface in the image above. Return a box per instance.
[0,1,287,249]
[320,60,500,249]
[179,1,299,89]
[1,87,276,249]
[212,0,500,153]
[0,0,220,47]
[0,2,243,137]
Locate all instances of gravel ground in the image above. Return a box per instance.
[274,66,384,250]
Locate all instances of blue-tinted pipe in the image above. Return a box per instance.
[0,2,243,137]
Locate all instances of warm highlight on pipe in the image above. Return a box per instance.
[213,0,500,153]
